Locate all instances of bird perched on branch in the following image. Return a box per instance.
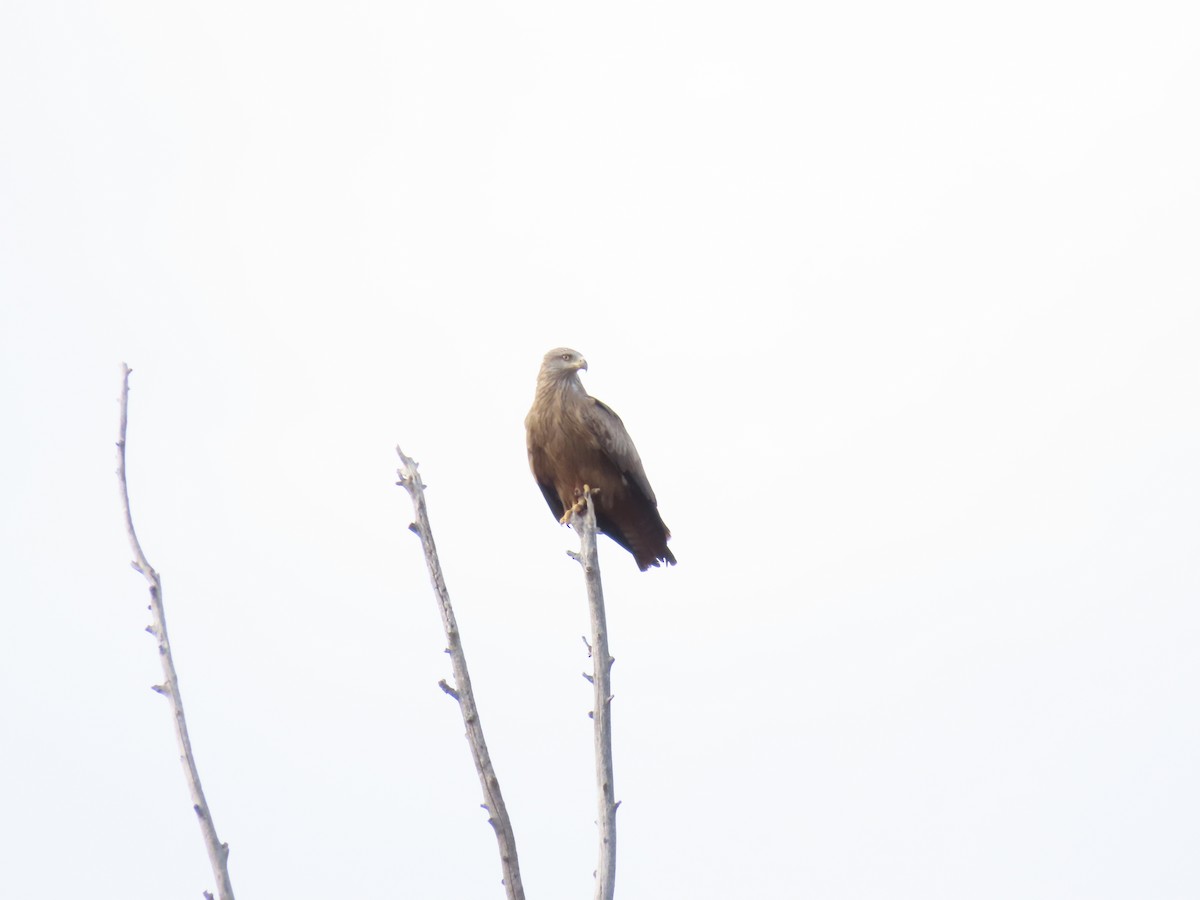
[525,347,676,570]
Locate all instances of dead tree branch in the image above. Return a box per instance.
[395,447,525,900]
[568,489,618,900]
[116,364,235,900]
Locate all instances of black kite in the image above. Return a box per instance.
[525,347,676,570]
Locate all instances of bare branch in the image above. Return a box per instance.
[570,489,618,900]
[395,447,525,900]
[117,364,236,900]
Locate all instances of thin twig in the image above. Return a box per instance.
[571,489,617,900]
[117,364,235,900]
[395,447,525,900]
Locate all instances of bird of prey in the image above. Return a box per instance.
[525,347,676,570]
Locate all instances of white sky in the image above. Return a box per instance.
[2,2,1198,897]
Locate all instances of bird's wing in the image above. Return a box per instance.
[585,397,659,506]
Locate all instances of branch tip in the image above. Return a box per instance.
[118,365,235,900]
[572,479,616,900]
[395,442,524,898]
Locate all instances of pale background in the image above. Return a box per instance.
[2,2,1198,898]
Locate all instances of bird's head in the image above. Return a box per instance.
[541,347,588,378]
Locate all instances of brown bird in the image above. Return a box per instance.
[525,347,676,570]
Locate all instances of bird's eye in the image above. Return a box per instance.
[561,353,572,361]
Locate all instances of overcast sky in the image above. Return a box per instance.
[2,2,1198,898]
